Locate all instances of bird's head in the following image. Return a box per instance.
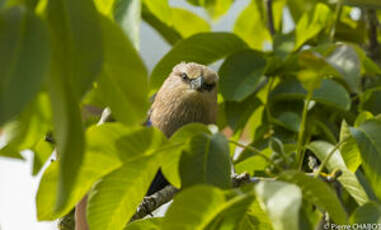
[162,62,219,96]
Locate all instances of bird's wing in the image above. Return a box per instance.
[143,93,156,127]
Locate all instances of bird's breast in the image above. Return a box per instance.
[150,93,217,137]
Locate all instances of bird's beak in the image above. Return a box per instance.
[190,76,204,90]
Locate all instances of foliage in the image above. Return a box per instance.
[1,0,381,229]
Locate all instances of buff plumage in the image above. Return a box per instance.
[150,62,219,137]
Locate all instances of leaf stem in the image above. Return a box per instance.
[265,77,275,125]
[297,91,313,170]
[313,137,349,178]
[265,0,275,36]
[229,140,282,171]
[329,0,343,41]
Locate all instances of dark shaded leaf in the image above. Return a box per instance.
[150,33,247,90]
[219,50,267,101]
[0,7,50,124]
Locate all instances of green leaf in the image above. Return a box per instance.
[149,32,247,90]
[0,7,50,125]
[350,118,381,201]
[45,0,104,209]
[116,127,167,162]
[141,4,181,46]
[124,218,162,230]
[96,16,149,126]
[308,141,370,205]
[326,44,361,93]
[344,0,381,8]
[94,0,141,49]
[142,5,211,44]
[225,94,262,133]
[270,78,351,111]
[238,199,273,230]
[161,123,212,188]
[350,202,381,224]
[362,89,381,115]
[354,111,374,127]
[113,0,142,49]
[219,50,267,101]
[0,93,51,161]
[87,155,159,230]
[233,0,271,50]
[204,0,233,20]
[36,123,125,220]
[142,0,171,26]
[162,185,253,230]
[279,170,348,224]
[255,180,302,230]
[171,8,210,38]
[340,120,361,172]
[46,0,103,98]
[180,133,231,189]
[295,3,332,49]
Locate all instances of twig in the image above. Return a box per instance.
[297,91,313,170]
[313,138,349,178]
[265,0,275,36]
[131,172,254,222]
[130,185,179,221]
[367,9,380,60]
[329,0,343,41]
[229,140,271,163]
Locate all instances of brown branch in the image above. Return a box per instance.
[130,172,252,222]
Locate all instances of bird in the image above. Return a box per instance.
[75,62,219,229]
[146,62,219,195]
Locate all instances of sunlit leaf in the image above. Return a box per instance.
[308,141,370,205]
[350,118,381,201]
[180,133,231,189]
[162,185,253,230]
[234,0,271,50]
[295,3,332,49]
[255,180,302,230]
[87,155,159,230]
[280,170,348,224]
[124,218,162,230]
[36,123,126,220]
[340,120,361,172]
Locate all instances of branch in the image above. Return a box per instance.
[130,172,252,222]
[367,9,380,60]
[265,0,275,36]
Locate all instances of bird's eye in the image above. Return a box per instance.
[203,83,216,91]
[180,73,189,81]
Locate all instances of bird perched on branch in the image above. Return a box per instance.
[146,62,219,194]
[75,62,218,230]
